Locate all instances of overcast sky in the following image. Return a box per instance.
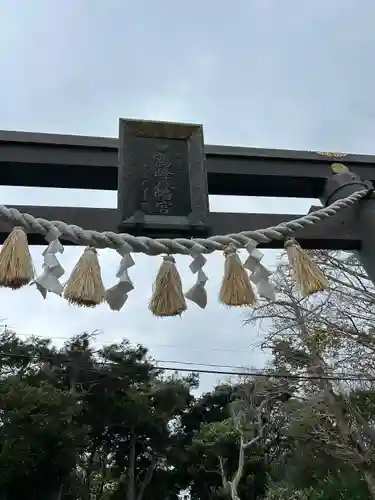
[0,0,374,392]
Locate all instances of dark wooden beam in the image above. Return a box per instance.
[1,130,375,198]
[0,205,359,250]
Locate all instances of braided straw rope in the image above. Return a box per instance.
[0,189,368,255]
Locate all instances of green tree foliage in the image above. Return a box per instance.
[0,331,198,500]
[0,313,371,499]
[182,384,269,499]
[246,250,375,499]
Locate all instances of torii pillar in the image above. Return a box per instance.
[320,163,375,283]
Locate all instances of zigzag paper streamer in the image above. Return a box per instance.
[185,253,208,309]
[244,239,275,301]
[34,228,65,298]
[105,248,135,311]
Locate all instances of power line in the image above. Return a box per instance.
[0,349,373,382]
[152,359,263,371]
[5,330,371,381]
[1,329,257,355]
[156,366,375,381]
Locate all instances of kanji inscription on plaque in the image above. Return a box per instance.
[117,119,209,236]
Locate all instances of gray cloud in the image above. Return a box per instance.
[0,0,374,391]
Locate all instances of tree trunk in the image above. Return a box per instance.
[294,305,375,492]
[127,430,136,500]
[85,444,98,500]
[229,483,240,500]
[96,456,107,500]
[364,471,375,500]
[227,436,245,500]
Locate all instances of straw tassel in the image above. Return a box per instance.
[0,226,34,289]
[63,247,105,307]
[219,243,256,307]
[149,255,187,317]
[285,238,328,297]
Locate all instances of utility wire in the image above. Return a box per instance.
[156,366,375,381]
[0,349,373,382]
[2,330,256,355]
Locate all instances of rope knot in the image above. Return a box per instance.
[163,255,176,263]
[223,244,237,257]
[284,238,295,249]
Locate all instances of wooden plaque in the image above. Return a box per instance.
[117,118,210,237]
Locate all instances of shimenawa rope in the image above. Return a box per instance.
[0,188,368,314]
[0,190,367,255]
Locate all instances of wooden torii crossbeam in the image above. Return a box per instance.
[0,118,372,250]
[0,118,373,313]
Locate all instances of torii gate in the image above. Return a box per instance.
[0,119,373,314]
